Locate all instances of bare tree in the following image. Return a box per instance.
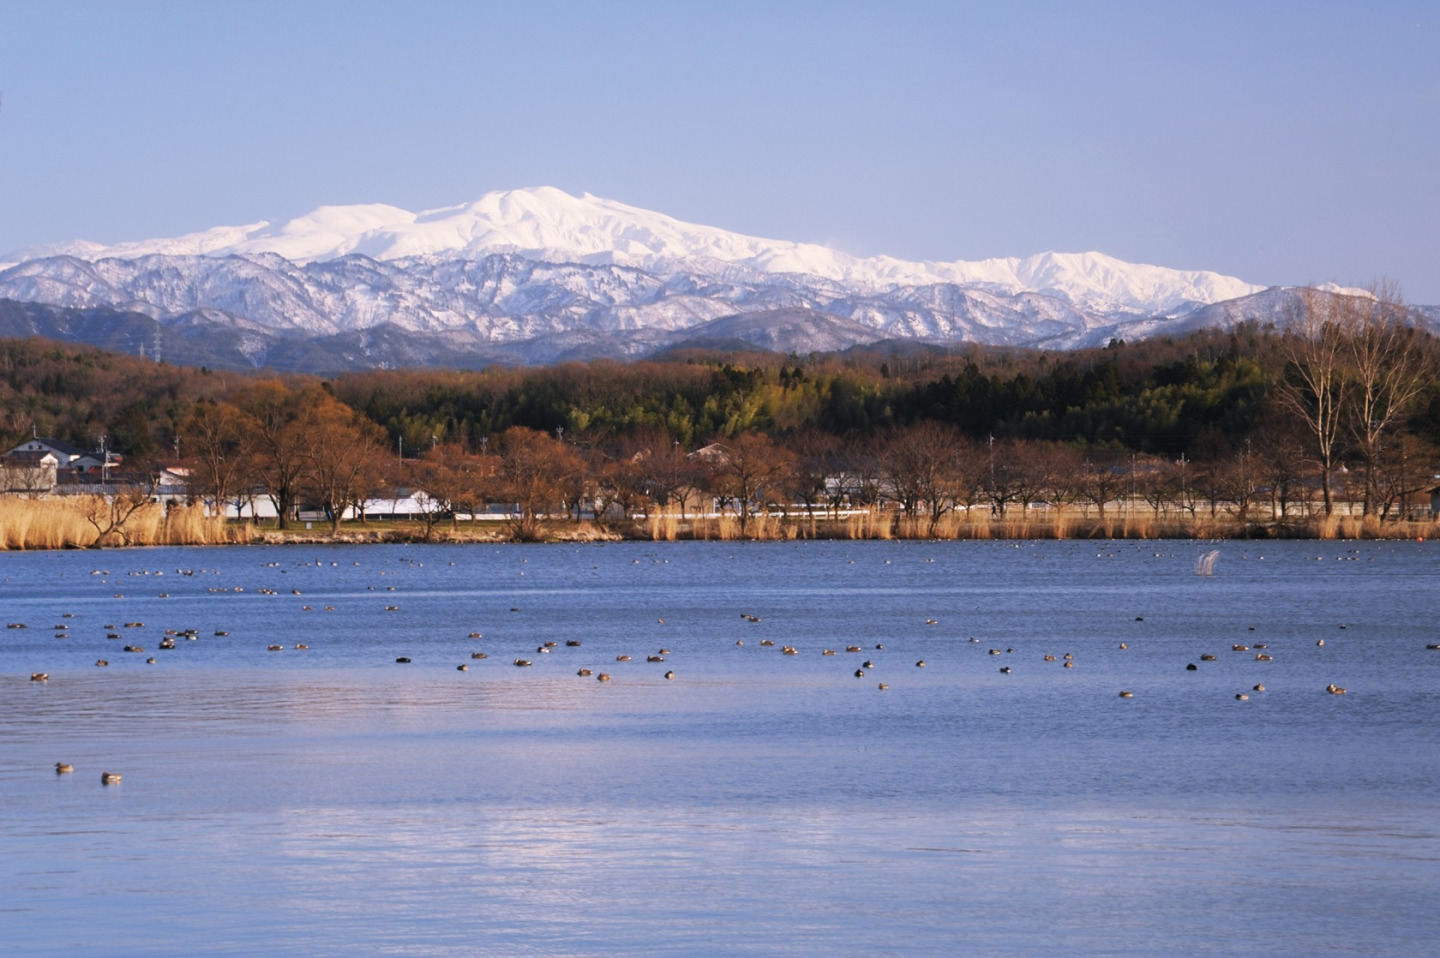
[413,444,493,538]
[1344,283,1433,515]
[1254,415,1315,520]
[1215,443,1262,522]
[704,432,794,534]
[80,462,160,548]
[496,427,580,541]
[237,381,310,529]
[305,396,385,534]
[183,399,256,514]
[785,429,842,520]
[640,435,703,519]
[1274,289,1352,515]
[881,422,968,534]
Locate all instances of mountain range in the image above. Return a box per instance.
[0,187,1425,371]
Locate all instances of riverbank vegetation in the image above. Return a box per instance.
[2,286,1437,546]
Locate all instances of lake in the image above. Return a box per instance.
[2,539,1438,956]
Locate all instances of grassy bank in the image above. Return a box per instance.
[0,500,1433,550]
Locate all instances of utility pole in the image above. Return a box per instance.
[1178,452,1187,517]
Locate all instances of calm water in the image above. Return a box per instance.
[2,539,1438,956]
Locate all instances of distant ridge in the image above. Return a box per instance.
[2,187,1263,313]
[0,187,1423,370]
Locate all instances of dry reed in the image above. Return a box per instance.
[0,496,236,549]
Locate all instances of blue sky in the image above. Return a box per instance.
[1,1,1437,300]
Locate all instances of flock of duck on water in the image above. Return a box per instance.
[19,554,1439,785]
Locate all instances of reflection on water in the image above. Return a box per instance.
[2,540,1438,955]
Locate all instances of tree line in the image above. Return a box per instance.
[3,286,1437,535]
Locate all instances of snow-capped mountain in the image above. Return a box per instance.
[0,186,1360,369]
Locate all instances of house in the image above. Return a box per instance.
[0,449,59,494]
[6,436,89,470]
[5,437,121,476]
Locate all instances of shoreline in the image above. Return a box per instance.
[3,510,1430,550]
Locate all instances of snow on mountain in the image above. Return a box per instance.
[22,187,1409,368]
[1,187,1263,317]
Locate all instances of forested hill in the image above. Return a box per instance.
[1,322,1438,466]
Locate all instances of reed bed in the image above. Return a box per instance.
[647,511,680,541]
[0,497,236,549]
[1,495,1433,548]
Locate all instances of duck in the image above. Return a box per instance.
[30,672,48,682]
[577,668,593,676]
[513,658,531,667]
[646,655,665,663]
[854,668,866,678]
[1253,684,1266,692]
[471,651,488,659]
[664,671,675,680]
[456,664,468,671]
[395,656,412,663]
[1235,693,1249,701]
[615,655,632,662]
[877,683,889,690]
[95,659,109,667]
[1326,683,1346,694]
[1118,690,1133,698]
[999,666,1012,674]
[101,772,122,785]
[596,672,612,682]
[55,762,74,774]
[915,660,926,668]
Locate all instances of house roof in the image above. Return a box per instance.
[11,437,89,458]
[1,449,59,465]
